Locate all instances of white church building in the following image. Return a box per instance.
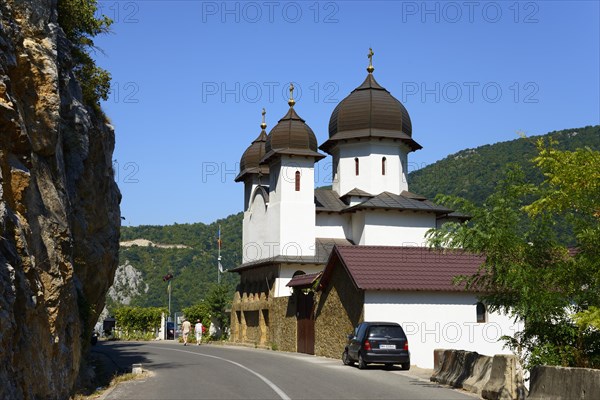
[229,52,518,369]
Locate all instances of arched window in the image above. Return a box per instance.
[382,157,387,175]
[355,158,359,176]
[295,170,301,191]
[476,302,487,323]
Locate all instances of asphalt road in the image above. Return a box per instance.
[95,341,474,400]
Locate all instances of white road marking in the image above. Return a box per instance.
[146,345,291,400]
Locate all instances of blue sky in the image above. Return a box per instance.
[94,1,600,226]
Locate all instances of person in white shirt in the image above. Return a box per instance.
[194,319,203,345]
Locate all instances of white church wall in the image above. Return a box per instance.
[242,187,271,263]
[315,213,352,240]
[243,175,268,212]
[351,211,366,245]
[363,291,519,369]
[332,140,409,196]
[362,211,435,246]
[273,264,324,298]
[267,155,316,258]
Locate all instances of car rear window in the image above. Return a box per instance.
[368,326,405,338]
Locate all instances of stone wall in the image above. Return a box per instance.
[230,291,271,346]
[314,260,363,359]
[0,1,121,398]
[270,295,297,352]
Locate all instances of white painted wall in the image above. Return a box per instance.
[364,291,519,369]
[315,213,351,240]
[243,174,268,211]
[351,211,366,245]
[242,187,271,263]
[267,155,316,258]
[361,211,435,246]
[331,140,409,196]
[274,263,325,298]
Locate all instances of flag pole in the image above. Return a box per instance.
[217,224,221,284]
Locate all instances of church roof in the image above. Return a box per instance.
[342,191,454,215]
[319,246,485,292]
[340,188,373,201]
[314,188,455,216]
[315,188,347,212]
[320,71,422,154]
[229,237,353,273]
[235,129,269,182]
[261,87,325,164]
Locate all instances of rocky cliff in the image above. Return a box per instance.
[0,1,121,398]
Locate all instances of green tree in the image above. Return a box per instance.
[182,302,211,328]
[205,284,232,337]
[57,0,112,107]
[427,140,600,369]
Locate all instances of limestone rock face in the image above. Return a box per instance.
[0,1,121,398]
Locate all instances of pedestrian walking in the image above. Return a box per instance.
[195,319,203,345]
[182,318,191,346]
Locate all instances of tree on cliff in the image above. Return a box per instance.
[427,140,600,369]
[57,0,112,107]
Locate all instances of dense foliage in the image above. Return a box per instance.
[57,0,112,107]
[427,140,600,369]
[182,284,231,339]
[114,306,166,340]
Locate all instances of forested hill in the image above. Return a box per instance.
[408,125,600,205]
[115,213,242,312]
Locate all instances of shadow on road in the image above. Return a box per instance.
[91,341,155,374]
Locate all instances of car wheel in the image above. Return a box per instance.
[358,353,367,369]
[401,363,410,371]
[342,350,353,366]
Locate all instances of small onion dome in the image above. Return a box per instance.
[261,107,325,164]
[320,73,421,154]
[235,128,269,183]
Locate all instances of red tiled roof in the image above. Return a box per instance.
[321,246,485,292]
[287,272,322,288]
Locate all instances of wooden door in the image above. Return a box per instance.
[297,291,315,355]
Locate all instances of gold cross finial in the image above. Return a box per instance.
[260,108,267,130]
[367,48,375,73]
[288,83,296,107]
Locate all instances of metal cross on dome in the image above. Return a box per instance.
[288,83,295,107]
[367,48,375,73]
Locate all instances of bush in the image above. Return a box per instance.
[57,0,112,107]
[114,306,166,339]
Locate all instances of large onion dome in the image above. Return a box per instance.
[320,52,421,154]
[261,84,325,164]
[235,110,270,182]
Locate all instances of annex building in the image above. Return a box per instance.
[229,52,518,369]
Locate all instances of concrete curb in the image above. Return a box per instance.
[431,349,527,399]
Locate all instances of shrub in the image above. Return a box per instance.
[57,0,112,108]
[114,306,166,339]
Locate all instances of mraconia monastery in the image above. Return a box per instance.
[229,51,518,368]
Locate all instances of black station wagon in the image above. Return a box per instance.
[342,322,410,370]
